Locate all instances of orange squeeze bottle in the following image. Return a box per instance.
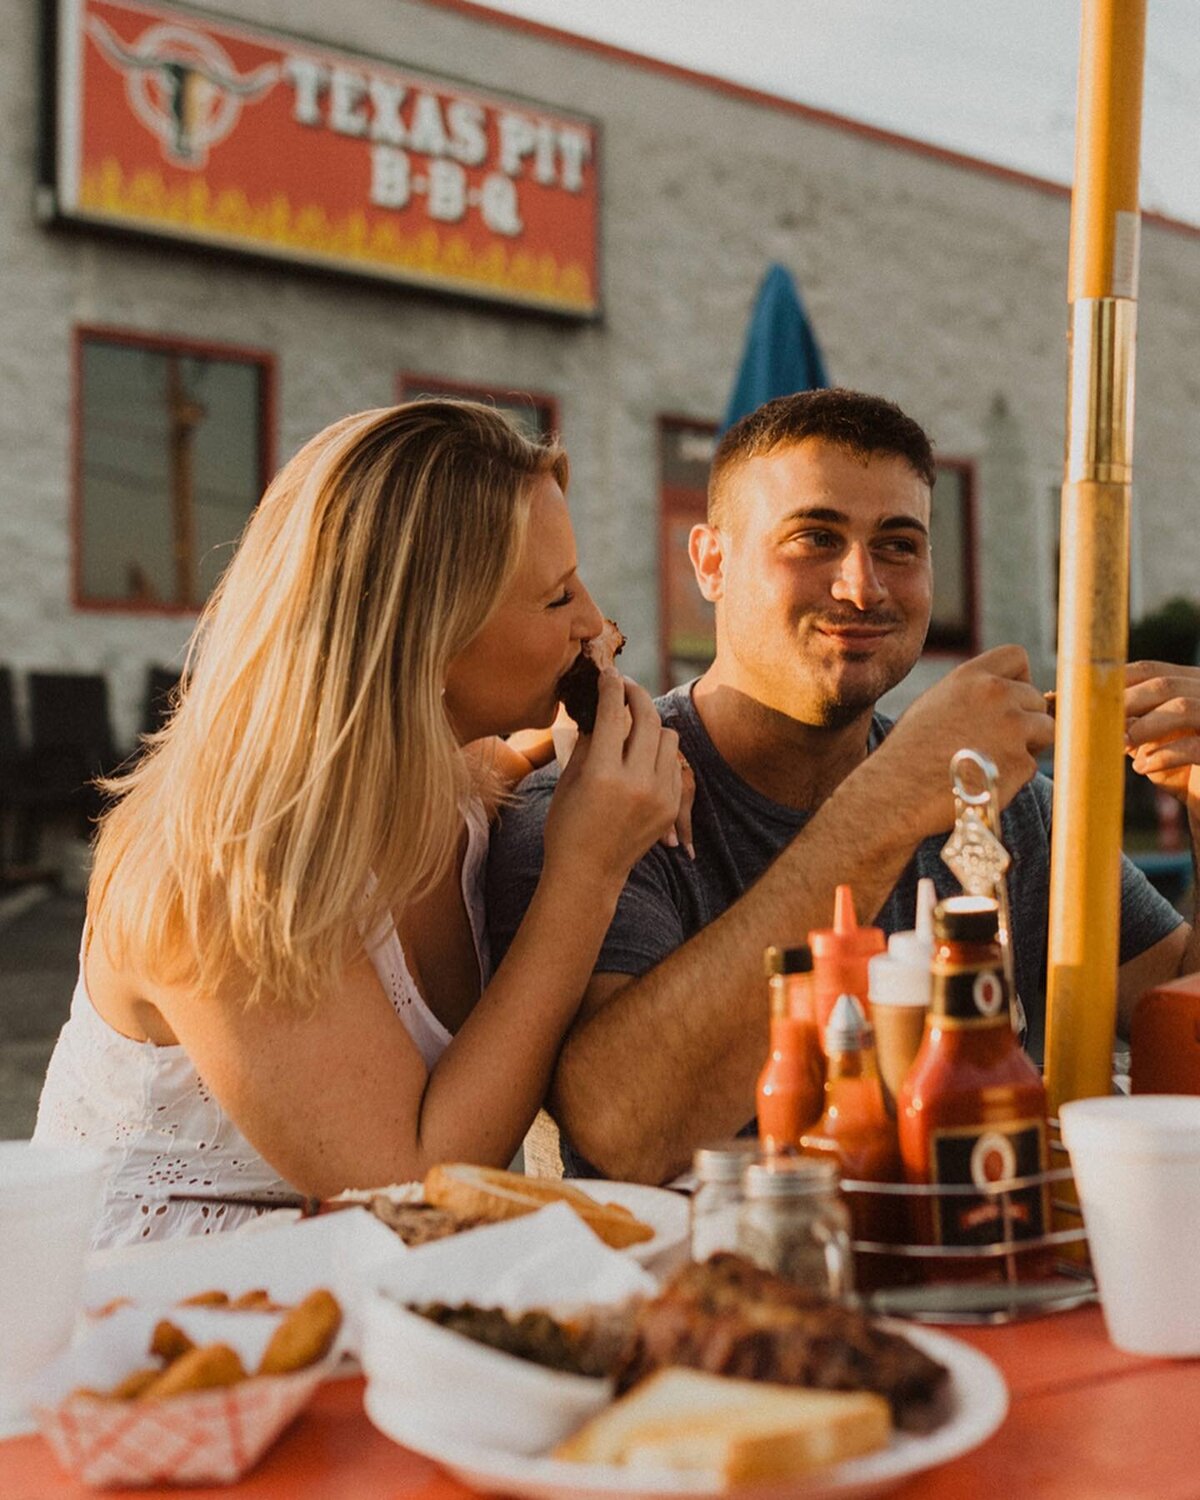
[810,885,885,1040]
[756,946,824,1153]
[801,994,902,1260]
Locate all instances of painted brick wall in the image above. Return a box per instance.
[2,0,1198,747]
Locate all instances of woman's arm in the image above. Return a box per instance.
[155,859,625,1195]
[151,674,680,1195]
[465,713,565,796]
[467,732,554,790]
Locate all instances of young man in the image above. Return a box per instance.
[488,389,1199,1184]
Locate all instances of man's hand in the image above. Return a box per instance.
[871,645,1056,838]
[1125,661,1200,820]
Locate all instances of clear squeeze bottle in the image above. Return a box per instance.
[867,877,936,1117]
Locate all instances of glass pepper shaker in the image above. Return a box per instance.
[737,1158,854,1299]
[690,1139,761,1262]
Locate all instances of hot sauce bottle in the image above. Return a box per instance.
[898,896,1051,1277]
[800,994,902,1261]
[809,885,885,1039]
[756,946,824,1153]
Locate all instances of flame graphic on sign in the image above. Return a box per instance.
[78,157,595,308]
[86,15,279,168]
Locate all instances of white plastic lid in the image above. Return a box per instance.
[887,930,933,967]
[1060,1095,1200,1160]
[0,1141,111,1195]
[868,951,931,1008]
[885,877,937,968]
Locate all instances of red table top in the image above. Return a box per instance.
[4,1305,1198,1500]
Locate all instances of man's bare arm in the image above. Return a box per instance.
[549,649,1056,1183]
[1116,923,1192,1037]
[547,759,924,1182]
[1115,660,1200,1031]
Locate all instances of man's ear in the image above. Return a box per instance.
[689,523,726,603]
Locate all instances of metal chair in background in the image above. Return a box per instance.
[0,667,99,877]
[25,671,122,852]
[0,666,39,873]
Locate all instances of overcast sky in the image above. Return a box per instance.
[477,0,1199,228]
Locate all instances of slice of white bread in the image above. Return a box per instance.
[554,1368,891,1484]
[423,1164,654,1250]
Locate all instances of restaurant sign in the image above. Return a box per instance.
[46,0,601,316]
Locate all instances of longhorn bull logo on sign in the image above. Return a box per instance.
[86,14,280,168]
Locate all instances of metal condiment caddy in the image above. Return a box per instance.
[709,747,1102,1323]
[839,1135,1094,1325]
[843,747,1092,1323]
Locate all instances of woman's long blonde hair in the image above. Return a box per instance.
[91,400,567,1010]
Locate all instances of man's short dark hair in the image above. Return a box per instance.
[708,388,936,526]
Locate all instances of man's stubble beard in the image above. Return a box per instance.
[797,631,928,730]
[721,609,928,729]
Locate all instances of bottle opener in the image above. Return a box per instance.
[940,749,1027,1038]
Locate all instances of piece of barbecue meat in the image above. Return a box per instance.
[616,1253,950,1432]
[555,619,625,733]
[412,1304,621,1378]
[367,1198,481,1247]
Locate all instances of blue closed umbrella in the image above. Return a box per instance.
[720,263,829,434]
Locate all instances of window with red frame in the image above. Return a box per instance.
[659,417,718,690]
[75,329,272,613]
[927,458,978,655]
[397,374,557,442]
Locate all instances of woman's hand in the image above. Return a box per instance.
[501,688,694,857]
[542,670,682,893]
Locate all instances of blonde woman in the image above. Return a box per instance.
[35,401,681,1248]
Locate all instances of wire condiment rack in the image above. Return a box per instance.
[840,749,1093,1323]
[840,1134,1093,1325]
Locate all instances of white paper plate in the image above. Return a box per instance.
[364,1323,1007,1500]
[341,1179,690,1266]
[567,1180,690,1266]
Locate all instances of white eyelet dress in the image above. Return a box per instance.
[33,806,491,1251]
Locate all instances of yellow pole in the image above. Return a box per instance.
[1044,0,1146,1114]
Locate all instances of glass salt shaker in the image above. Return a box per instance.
[737,1158,854,1299]
[690,1140,761,1262]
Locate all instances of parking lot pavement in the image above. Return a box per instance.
[0,887,85,1139]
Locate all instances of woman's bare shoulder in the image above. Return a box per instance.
[83,907,181,1046]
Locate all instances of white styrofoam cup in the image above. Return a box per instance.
[0,1143,109,1428]
[1060,1095,1200,1357]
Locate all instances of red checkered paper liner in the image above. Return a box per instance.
[36,1362,328,1486]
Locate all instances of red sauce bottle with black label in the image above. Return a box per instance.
[898,896,1050,1278]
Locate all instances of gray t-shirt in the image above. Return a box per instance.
[487,682,1183,1163]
